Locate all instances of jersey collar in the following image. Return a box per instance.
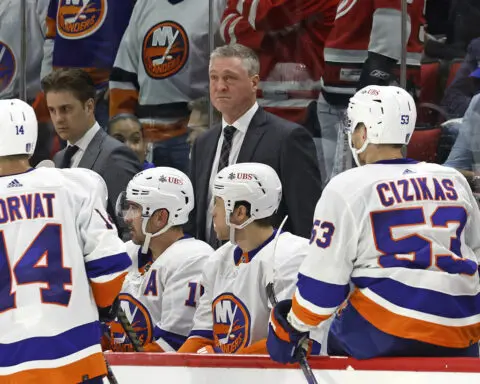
[233,229,279,266]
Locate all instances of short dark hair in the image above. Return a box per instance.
[41,68,96,103]
[107,113,143,134]
[234,201,273,228]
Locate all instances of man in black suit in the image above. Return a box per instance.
[189,44,322,247]
[42,68,142,229]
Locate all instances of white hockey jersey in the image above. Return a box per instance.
[0,0,49,101]
[180,231,325,355]
[109,236,213,351]
[288,159,480,358]
[0,167,131,383]
[109,0,225,143]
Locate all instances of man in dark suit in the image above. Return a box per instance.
[189,44,322,247]
[42,68,142,228]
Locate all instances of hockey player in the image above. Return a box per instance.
[109,0,225,172]
[42,0,136,126]
[0,0,49,101]
[267,85,480,362]
[0,99,131,383]
[105,167,213,352]
[178,163,324,355]
[319,0,425,183]
[220,0,339,124]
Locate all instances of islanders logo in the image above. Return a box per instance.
[0,42,15,94]
[142,21,189,80]
[110,293,153,350]
[212,293,250,353]
[57,0,107,39]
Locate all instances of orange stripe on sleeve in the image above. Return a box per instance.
[109,88,139,117]
[350,289,480,348]
[291,295,332,327]
[3,352,106,384]
[177,337,214,353]
[270,311,292,342]
[90,272,127,308]
[46,17,56,39]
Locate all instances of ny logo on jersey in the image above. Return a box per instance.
[110,293,154,349]
[0,42,15,93]
[57,0,107,39]
[212,293,250,353]
[142,21,189,80]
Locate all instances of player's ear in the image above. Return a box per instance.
[232,204,249,225]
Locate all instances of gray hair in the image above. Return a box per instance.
[209,44,260,76]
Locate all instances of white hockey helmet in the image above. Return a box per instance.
[213,162,282,233]
[0,99,38,157]
[119,167,194,252]
[344,85,416,165]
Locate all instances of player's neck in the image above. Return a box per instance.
[364,146,404,164]
[236,225,274,253]
[149,229,185,261]
[0,157,31,176]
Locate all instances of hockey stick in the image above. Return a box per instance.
[265,217,318,384]
[116,306,144,352]
[104,355,119,384]
[65,0,90,24]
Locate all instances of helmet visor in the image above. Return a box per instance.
[115,191,142,222]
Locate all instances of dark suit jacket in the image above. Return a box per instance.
[53,128,142,225]
[188,107,322,241]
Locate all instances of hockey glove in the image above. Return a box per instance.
[267,299,309,364]
[98,298,120,323]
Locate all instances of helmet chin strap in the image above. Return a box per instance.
[226,212,255,246]
[348,132,369,167]
[140,217,172,254]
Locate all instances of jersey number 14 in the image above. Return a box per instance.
[0,224,71,313]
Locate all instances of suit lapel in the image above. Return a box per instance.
[53,148,66,167]
[237,108,268,162]
[199,126,221,196]
[78,129,106,169]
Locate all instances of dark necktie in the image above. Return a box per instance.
[217,125,236,172]
[60,145,79,169]
[209,125,236,248]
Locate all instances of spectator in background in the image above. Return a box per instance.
[110,0,226,174]
[0,0,51,166]
[42,68,142,232]
[425,0,480,60]
[188,44,322,248]
[220,0,339,124]
[441,38,480,118]
[317,0,425,184]
[41,0,136,127]
[108,114,155,170]
[444,93,480,188]
[0,0,48,101]
[186,97,220,148]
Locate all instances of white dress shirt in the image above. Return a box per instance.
[68,122,101,168]
[205,102,259,241]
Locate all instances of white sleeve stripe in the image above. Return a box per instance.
[220,14,237,41]
[89,270,126,284]
[248,0,260,30]
[295,289,338,316]
[236,0,244,14]
[228,16,243,44]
